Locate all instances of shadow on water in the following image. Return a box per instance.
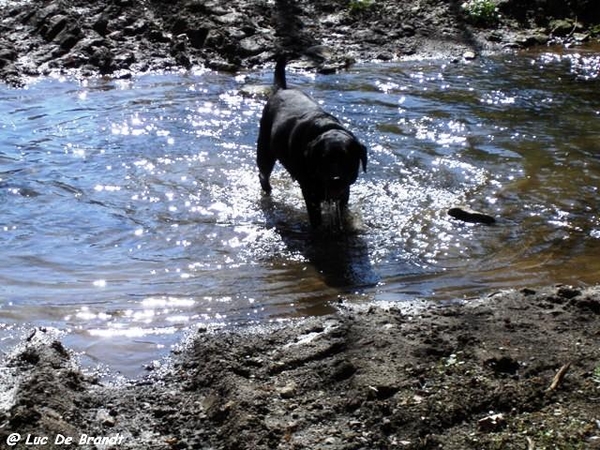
[260,196,379,291]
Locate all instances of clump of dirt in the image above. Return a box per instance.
[1,286,599,449]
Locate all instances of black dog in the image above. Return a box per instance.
[257,58,367,228]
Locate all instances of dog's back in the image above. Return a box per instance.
[269,59,321,116]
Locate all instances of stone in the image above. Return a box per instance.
[463,50,476,60]
[278,382,297,399]
[478,413,506,432]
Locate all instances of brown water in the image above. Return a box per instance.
[1,48,599,377]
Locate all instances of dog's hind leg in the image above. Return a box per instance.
[257,152,275,195]
[257,120,275,194]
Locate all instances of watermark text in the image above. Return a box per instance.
[5,432,125,446]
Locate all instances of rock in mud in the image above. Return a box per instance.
[478,413,506,432]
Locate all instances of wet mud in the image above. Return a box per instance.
[1,286,600,449]
[0,0,598,85]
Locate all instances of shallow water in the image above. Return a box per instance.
[1,49,599,377]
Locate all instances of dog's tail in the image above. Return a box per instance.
[274,56,288,91]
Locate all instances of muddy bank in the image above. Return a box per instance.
[1,0,599,85]
[1,285,599,449]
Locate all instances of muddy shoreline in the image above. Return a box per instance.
[1,286,599,449]
[1,0,600,449]
[1,0,599,85]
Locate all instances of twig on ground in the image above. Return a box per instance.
[547,362,571,392]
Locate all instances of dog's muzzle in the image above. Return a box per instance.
[325,177,347,200]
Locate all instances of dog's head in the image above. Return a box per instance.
[305,129,367,201]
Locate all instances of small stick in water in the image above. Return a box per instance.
[448,207,496,225]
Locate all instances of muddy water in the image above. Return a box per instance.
[1,49,599,377]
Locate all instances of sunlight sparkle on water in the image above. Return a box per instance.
[141,297,196,308]
[2,55,600,377]
[88,326,179,338]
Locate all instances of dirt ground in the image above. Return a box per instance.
[0,0,599,85]
[1,0,600,449]
[1,286,599,449]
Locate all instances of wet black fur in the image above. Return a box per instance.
[256,58,367,227]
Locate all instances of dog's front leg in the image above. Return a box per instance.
[301,188,322,228]
[339,187,350,208]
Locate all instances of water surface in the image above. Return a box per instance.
[1,49,599,377]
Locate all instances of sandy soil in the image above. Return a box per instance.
[1,1,600,449]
